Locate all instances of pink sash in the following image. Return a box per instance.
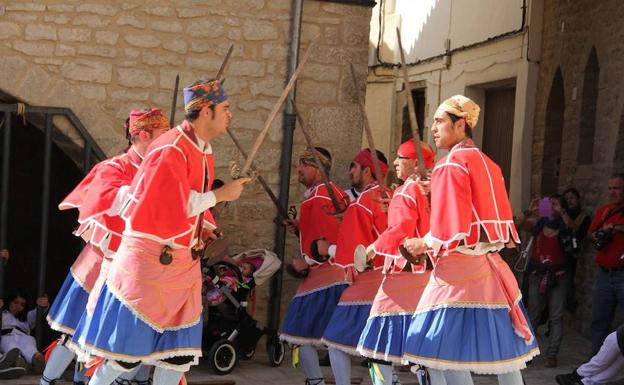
[369,271,430,317]
[295,263,348,297]
[416,252,533,344]
[70,244,104,293]
[338,269,384,305]
[106,237,202,332]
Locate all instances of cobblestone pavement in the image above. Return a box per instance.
[7,327,624,385]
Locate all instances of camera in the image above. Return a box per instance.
[593,229,614,251]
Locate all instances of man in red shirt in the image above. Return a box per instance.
[589,174,624,355]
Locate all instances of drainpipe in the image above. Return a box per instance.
[268,0,303,333]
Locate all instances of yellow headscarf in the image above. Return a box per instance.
[438,95,480,129]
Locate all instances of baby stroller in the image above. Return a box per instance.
[201,249,287,375]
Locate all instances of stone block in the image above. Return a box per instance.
[144,5,175,17]
[249,77,284,98]
[6,3,45,11]
[77,45,117,58]
[301,24,321,43]
[111,89,150,101]
[44,14,71,25]
[343,21,369,46]
[0,56,28,91]
[186,20,224,38]
[150,91,171,107]
[189,40,212,53]
[261,43,288,60]
[176,7,208,18]
[242,20,279,41]
[159,69,196,89]
[0,22,20,39]
[95,31,119,45]
[324,25,340,44]
[223,0,264,10]
[17,65,53,105]
[303,63,340,83]
[228,60,266,77]
[117,67,156,88]
[124,48,141,59]
[151,21,183,33]
[58,28,91,42]
[13,41,55,56]
[46,4,74,12]
[25,24,56,40]
[76,4,118,16]
[163,39,187,54]
[73,14,111,28]
[125,33,160,48]
[77,84,107,101]
[55,44,76,57]
[61,59,112,83]
[185,56,222,71]
[117,15,145,29]
[267,0,290,10]
[297,80,337,104]
[10,13,37,22]
[141,52,182,66]
[227,29,241,40]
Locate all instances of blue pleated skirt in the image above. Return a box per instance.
[47,273,89,335]
[358,313,412,363]
[322,303,372,356]
[280,283,348,346]
[402,306,539,374]
[72,283,202,366]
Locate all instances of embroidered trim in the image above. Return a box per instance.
[402,347,540,375]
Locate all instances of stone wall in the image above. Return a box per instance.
[532,0,624,334]
[0,0,371,327]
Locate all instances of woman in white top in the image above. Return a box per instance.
[1,291,48,372]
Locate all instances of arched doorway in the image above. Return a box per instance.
[541,68,565,196]
[577,47,600,165]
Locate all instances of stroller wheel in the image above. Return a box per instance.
[267,340,287,367]
[208,339,238,375]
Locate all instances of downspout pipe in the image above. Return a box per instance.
[268,0,303,333]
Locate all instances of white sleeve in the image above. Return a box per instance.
[104,185,131,216]
[188,190,217,217]
[27,309,37,330]
[424,232,443,256]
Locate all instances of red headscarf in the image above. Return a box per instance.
[397,139,436,169]
[353,149,389,178]
[128,108,169,137]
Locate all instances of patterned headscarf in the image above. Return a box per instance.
[397,139,436,169]
[438,95,481,129]
[183,79,228,113]
[299,147,332,174]
[128,108,169,137]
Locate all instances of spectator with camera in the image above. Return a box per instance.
[522,195,577,367]
[589,173,624,356]
[560,188,592,313]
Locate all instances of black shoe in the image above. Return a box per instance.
[0,366,26,379]
[555,370,583,385]
[0,348,20,370]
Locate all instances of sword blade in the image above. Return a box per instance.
[348,63,389,196]
[239,41,315,175]
[396,28,427,180]
[292,102,346,214]
[169,74,179,128]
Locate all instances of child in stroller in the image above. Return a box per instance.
[201,249,286,375]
